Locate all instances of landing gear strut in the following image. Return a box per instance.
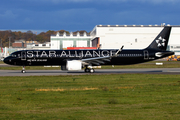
[84,67,95,73]
[21,66,26,73]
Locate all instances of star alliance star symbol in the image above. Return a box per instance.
[156,36,166,48]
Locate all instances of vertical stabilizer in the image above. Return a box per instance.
[147,26,171,51]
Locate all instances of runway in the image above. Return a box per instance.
[0,68,180,76]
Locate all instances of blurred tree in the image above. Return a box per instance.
[0,30,89,47]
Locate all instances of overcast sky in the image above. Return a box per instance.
[0,0,179,32]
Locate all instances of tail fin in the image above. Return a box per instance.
[147,26,171,51]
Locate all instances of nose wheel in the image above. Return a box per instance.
[21,66,26,73]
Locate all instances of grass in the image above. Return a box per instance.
[0,74,180,119]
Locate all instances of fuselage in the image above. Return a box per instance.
[3,49,174,66]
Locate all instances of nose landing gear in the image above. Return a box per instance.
[21,66,26,73]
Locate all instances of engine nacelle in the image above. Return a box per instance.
[61,65,67,70]
[66,60,82,71]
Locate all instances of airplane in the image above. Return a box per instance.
[3,26,174,73]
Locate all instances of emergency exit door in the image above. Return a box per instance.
[144,50,149,60]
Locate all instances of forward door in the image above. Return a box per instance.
[21,51,26,61]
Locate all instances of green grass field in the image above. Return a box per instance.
[0,74,180,119]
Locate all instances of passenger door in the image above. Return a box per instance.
[21,51,26,61]
[144,50,149,60]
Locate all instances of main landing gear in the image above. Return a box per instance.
[21,66,26,73]
[84,67,95,73]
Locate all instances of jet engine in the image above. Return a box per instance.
[65,60,82,71]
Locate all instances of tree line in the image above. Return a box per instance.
[0,30,89,47]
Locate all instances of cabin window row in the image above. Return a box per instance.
[16,53,143,58]
[27,54,143,57]
[119,54,142,57]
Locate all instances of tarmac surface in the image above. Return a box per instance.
[0,68,180,76]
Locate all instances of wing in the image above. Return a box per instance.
[82,46,124,66]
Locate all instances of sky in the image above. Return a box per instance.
[0,0,180,33]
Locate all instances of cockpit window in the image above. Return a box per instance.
[10,54,16,57]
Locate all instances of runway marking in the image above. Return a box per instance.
[166,71,180,72]
[1,68,180,76]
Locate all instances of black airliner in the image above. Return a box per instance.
[4,26,174,73]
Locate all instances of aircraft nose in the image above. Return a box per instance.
[3,57,7,63]
[3,57,10,64]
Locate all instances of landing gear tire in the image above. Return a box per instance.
[85,68,90,73]
[89,68,95,73]
[21,66,26,73]
[21,70,26,73]
[84,68,95,73]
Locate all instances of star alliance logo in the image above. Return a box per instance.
[156,36,166,48]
